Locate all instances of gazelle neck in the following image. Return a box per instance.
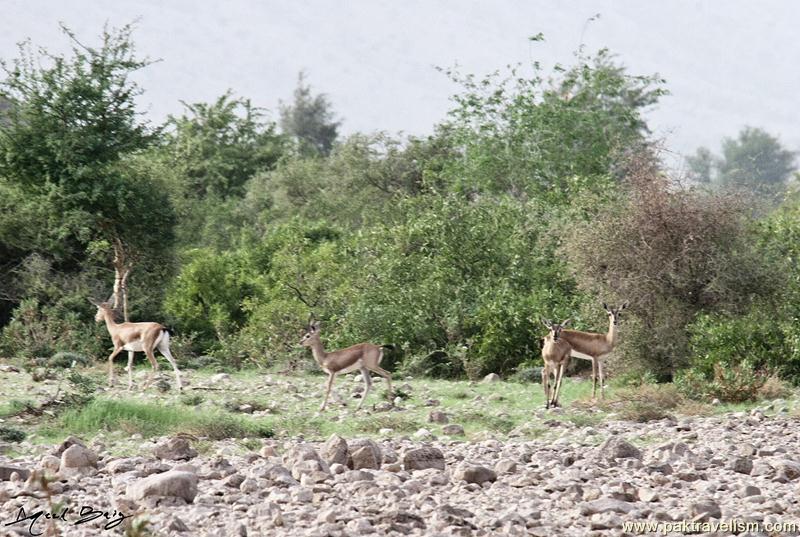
[308,338,328,366]
[606,315,618,346]
[102,309,119,334]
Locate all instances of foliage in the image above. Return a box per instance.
[687,126,796,194]
[164,248,260,348]
[0,426,25,442]
[0,298,104,362]
[0,23,176,341]
[563,153,782,377]
[440,48,665,200]
[279,72,340,157]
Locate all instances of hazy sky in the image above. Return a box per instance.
[2,0,798,160]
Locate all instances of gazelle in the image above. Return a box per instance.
[559,302,628,399]
[299,317,393,411]
[90,298,182,392]
[541,319,572,409]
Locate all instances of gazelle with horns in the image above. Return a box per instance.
[90,298,182,392]
[541,319,572,409]
[559,302,628,399]
[299,315,393,411]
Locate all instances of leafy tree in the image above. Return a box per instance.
[0,23,174,330]
[687,127,796,192]
[164,92,285,200]
[717,127,796,189]
[440,48,666,201]
[686,147,715,184]
[279,72,340,157]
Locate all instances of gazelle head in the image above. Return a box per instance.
[89,298,113,323]
[542,318,571,341]
[603,302,629,326]
[299,314,321,347]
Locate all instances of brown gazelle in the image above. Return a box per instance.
[541,319,572,409]
[90,298,182,392]
[559,302,628,400]
[299,316,393,411]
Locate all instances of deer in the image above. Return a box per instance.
[90,298,182,392]
[559,302,628,400]
[299,316,393,411]
[541,319,572,409]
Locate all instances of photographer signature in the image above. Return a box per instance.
[4,505,133,536]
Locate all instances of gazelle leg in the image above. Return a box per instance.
[142,349,159,389]
[599,360,605,400]
[358,368,372,410]
[158,343,183,392]
[542,365,550,409]
[591,358,598,400]
[107,347,123,386]
[126,351,135,391]
[553,362,566,408]
[320,373,336,411]
[369,365,393,402]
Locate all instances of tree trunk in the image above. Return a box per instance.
[112,238,133,322]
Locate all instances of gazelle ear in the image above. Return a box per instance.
[621,301,629,310]
[561,319,571,327]
[313,321,321,330]
[88,298,99,306]
[602,302,609,311]
[541,318,551,328]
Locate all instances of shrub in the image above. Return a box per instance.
[676,362,767,403]
[564,153,783,378]
[0,426,25,442]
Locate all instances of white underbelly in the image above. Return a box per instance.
[122,340,144,352]
[570,350,595,361]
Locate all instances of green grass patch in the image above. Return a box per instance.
[39,398,273,441]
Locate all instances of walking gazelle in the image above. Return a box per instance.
[299,315,393,411]
[90,298,182,392]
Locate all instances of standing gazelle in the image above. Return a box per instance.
[541,319,572,409]
[559,302,628,400]
[299,317,393,411]
[90,299,182,392]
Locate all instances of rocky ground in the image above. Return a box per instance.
[2,406,800,536]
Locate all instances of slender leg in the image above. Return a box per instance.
[126,351,135,391]
[158,342,183,392]
[370,365,393,402]
[142,349,159,389]
[358,368,373,410]
[591,358,598,399]
[107,347,123,386]
[598,360,605,400]
[320,373,335,411]
[553,361,566,408]
[542,365,550,409]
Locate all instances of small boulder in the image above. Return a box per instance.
[0,465,31,481]
[428,411,449,424]
[59,444,98,478]
[454,464,497,485]
[597,437,642,463]
[482,373,501,383]
[402,447,445,471]
[728,456,753,475]
[51,436,86,457]
[580,499,635,516]
[690,499,722,521]
[442,424,465,436]
[320,434,349,465]
[347,439,382,470]
[153,437,198,461]
[127,471,198,503]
